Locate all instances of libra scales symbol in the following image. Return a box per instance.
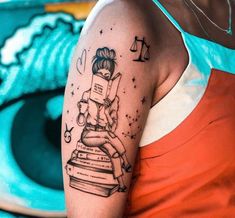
[130,36,150,62]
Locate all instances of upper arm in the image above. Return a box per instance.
[62,1,155,217]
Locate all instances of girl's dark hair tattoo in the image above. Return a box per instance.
[92,47,116,77]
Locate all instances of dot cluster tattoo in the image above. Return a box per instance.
[122,110,142,140]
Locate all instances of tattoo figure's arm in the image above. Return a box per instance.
[76,90,89,126]
[62,1,155,217]
[105,97,118,132]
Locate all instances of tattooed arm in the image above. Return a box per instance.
[62,1,156,217]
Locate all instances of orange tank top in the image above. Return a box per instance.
[126,1,235,217]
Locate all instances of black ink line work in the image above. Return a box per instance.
[76,49,87,75]
[130,36,150,62]
[66,47,132,197]
[122,110,142,140]
[64,123,74,143]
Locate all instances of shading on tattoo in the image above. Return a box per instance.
[64,123,74,143]
[76,49,87,75]
[66,47,132,197]
[130,36,150,62]
[122,110,142,140]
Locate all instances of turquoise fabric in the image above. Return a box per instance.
[152,0,235,83]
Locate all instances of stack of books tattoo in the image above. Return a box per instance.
[66,141,119,197]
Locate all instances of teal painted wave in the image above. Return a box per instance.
[0,12,84,106]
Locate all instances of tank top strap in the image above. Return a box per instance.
[152,0,185,34]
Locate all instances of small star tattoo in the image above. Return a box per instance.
[141,96,146,104]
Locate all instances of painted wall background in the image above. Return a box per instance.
[0,1,96,217]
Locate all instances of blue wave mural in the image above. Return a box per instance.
[0,9,86,217]
[0,13,84,106]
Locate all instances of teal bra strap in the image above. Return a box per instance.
[152,0,185,34]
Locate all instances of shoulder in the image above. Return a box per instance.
[72,0,164,95]
[80,0,158,40]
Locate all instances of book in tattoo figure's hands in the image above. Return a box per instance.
[90,73,121,104]
[66,47,131,197]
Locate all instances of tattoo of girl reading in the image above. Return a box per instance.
[66,47,132,197]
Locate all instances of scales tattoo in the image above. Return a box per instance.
[130,36,150,62]
[66,47,132,197]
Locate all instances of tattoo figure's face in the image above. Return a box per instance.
[96,68,112,80]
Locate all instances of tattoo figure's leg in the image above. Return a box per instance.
[106,134,131,170]
[82,130,125,188]
[82,130,125,156]
[101,144,126,191]
[81,130,108,147]
[100,143,123,178]
[107,133,126,156]
[82,130,131,173]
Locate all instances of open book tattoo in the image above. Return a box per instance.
[66,47,132,197]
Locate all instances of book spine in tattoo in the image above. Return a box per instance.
[66,141,119,197]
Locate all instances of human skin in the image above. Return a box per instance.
[61,0,235,217]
